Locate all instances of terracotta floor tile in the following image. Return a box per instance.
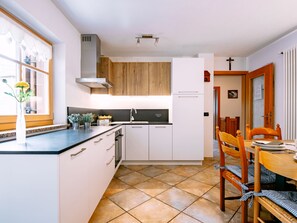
[156,187,197,211]
[134,178,171,197]
[109,213,141,223]
[124,165,149,171]
[139,166,166,177]
[129,198,179,223]
[109,188,151,211]
[119,172,150,186]
[154,165,178,171]
[103,178,131,197]
[89,198,124,223]
[202,186,241,211]
[114,165,133,178]
[229,211,253,222]
[169,165,204,177]
[154,172,186,186]
[176,179,212,197]
[184,198,235,223]
[169,213,202,223]
[202,158,219,167]
[190,166,220,186]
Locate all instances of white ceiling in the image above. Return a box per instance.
[52,0,297,57]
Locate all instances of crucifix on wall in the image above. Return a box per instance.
[226,57,234,70]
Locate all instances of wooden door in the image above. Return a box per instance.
[148,62,171,95]
[110,62,127,95]
[127,62,149,95]
[246,63,274,128]
[213,86,220,139]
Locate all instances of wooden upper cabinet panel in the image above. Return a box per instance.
[127,62,149,95]
[97,57,112,78]
[92,57,112,94]
[148,62,171,95]
[110,62,127,95]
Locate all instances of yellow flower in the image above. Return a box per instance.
[15,81,30,90]
[2,79,33,103]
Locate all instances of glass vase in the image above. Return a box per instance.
[16,102,26,144]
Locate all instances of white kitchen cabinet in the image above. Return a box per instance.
[149,125,172,160]
[126,125,149,160]
[87,131,115,217]
[171,58,204,94]
[60,130,116,223]
[172,94,204,160]
[59,140,90,223]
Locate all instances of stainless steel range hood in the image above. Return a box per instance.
[76,34,112,88]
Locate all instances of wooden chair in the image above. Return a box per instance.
[246,124,282,163]
[225,116,240,137]
[246,124,282,140]
[216,127,276,223]
[253,146,297,223]
[216,126,252,223]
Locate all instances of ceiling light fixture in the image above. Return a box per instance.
[135,34,159,47]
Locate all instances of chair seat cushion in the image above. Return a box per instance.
[225,164,276,184]
[261,190,297,218]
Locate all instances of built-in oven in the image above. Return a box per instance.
[115,128,123,168]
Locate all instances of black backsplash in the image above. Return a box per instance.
[67,107,169,123]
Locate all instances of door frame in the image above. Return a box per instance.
[213,86,220,139]
[246,63,274,128]
[214,70,248,135]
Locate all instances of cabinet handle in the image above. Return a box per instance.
[178,91,199,94]
[178,95,199,98]
[131,126,143,128]
[106,156,115,166]
[107,131,114,137]
[106,144,115,151]
[94,138,103,143]
[70,148,86,157]
[155,126,166,128]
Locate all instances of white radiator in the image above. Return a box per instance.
[284,46,297,139]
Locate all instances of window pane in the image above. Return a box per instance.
[22,68,49,114]
[0,33,18,60]
[0,74,18,115]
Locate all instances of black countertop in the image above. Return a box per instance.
[0,125,119,155]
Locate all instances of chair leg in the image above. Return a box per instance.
[241,199,248,223]
[220,175,225,211]
[253,197,260,223]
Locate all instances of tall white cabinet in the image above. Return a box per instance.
[172,58,204,160]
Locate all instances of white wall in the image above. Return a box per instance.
[199,54,214,157]
[214,76,243,132]
[215,57,247,71]
[247,29,297,136]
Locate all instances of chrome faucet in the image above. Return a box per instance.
[130,108,137,122]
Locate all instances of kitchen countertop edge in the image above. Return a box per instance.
[0,125,121,155]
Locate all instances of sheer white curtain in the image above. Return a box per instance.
[0,12,52,62]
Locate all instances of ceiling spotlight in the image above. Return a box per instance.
[154,37,159,47]
[135,34,159,47]
[136,37,140,47]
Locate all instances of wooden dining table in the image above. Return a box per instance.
[244,140,297,189]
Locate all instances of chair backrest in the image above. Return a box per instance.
[225,116,240,137]
[216,126,249,183]
[254,147,297,189]
[246,124,282,140]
